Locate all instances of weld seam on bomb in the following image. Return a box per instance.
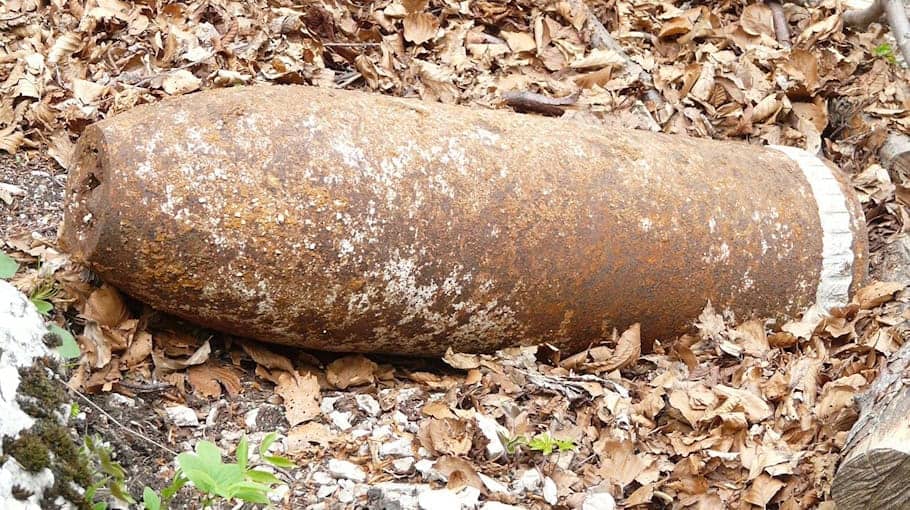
[769,145,855,311]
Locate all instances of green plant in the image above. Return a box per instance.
[150,432,293,509]
[874,43,898,65]
[29,279,57,316]
[527,433,576,455]
[82,435,135,509]
[502,432,576,456]
[0,250,18,278]
[48,323,81,360]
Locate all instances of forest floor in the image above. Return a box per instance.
[2,0,910,509]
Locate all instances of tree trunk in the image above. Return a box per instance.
[831,339,910,510]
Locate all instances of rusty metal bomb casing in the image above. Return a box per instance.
[58,85,868,356]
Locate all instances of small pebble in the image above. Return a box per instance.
[327,459,366,483]
[165,405,199,427]
[417,488,460,510]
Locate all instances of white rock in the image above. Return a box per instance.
[396,387,420,402]
[414,459,439,480]
[311,471,334,485]
[478,473,510,494]
[269,483,290,502]
[480,503,526,510]
[351,427,371,440]
[321,396,341,414]
[244,408,260,429]
[392,457,415,474]
[488,503,528,510]
[316,484,336,498]
[330,411,353,430]
[457,485,481,508]
[166,405,200,427]
[327,459,366,482]
[0,280,59,508]
[371,424,392,440]
[582,492,616,510]
[337,486,354,503]
[474,414,505,459]
[543,477,558,504]
[516,468,542,493]
[367,482,429,510]
[380,436,414,458]
[108,393,136,408]
[355,394,381,416]
[417,488,460,510]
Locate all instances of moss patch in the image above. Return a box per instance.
[4,433,50,472]
[7,356,91,510]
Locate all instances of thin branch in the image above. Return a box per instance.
[66,381,179,456]
[768,1,791,47]
[501,90,579,116]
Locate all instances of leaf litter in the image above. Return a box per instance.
[1,0,910,507]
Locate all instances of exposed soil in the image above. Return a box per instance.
[0,153,65,241]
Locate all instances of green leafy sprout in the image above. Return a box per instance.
[503,432,576,456]
[874,43,898,65]
[82,435,135,509]
[29,279,58,316]
[84,432,293,509]
[0,250,18,278]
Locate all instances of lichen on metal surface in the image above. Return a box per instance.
[59,85,868,355]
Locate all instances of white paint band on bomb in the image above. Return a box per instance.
[770,145,856,312]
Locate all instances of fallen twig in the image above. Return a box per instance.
[66,382,179,456]
[768,1,791,47]
[844,0,910,64]
[501,90,579,116]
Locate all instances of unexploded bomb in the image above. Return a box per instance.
[59,85,867,355]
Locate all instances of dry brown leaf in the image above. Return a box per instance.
[740,4,775,38]
[188,363,243,398]
[326,355,377,389]
[733,319,769,356]
[442,348,481,370]
[402,0,428,13]
[241,340,296,374]
[434,456,484,491]
[403,12,438,45]
[695,301,726,342]
[422,400,456,419]
[601,323,641,372]
[122,331,152,367]
[659,17,693,39]
[418,417,473,456]
[288,422,335,451]
[743,473,785,507]
[854,281,905,309]
[152,339,211,370]
[501,30,536,53]
[162,69,201,95]
[276,371,321,426]
[84,284,130,327]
